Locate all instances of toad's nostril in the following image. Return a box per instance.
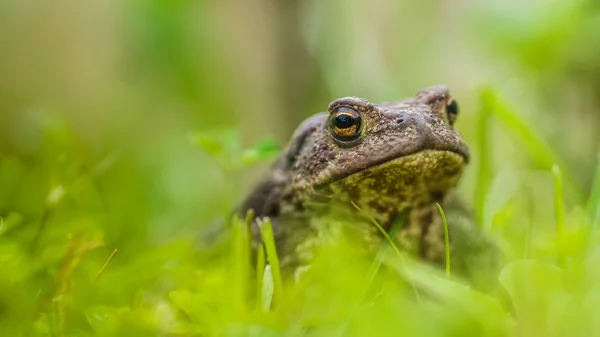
[396,118,404,124]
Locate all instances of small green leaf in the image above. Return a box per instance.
[189,128,240,158]
[241,139,281,165]
[195,137,225,157]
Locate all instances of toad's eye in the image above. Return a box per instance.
[330,107,362,140]
[446,99,459,126]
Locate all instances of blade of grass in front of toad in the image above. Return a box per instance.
[245,209,255,261]
[363,211,406,289]
[261,265,274,312]
[255,244,266,311]
[257,218,283,306]
[350,201,420,301]
[94,248,118,283]
[436,203,451,279]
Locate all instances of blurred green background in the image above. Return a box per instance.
[1,0,600,336]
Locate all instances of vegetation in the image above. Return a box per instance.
[1,0,599,336]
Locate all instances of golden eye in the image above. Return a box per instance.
[330,107,362,140]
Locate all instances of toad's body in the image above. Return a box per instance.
[239,86,499,286]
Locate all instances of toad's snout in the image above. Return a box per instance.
[394,111,436,130]
[385,111,470,163]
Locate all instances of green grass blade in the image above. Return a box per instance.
[552,165,565,268]
[257,218,283,305]
[552,165,565,236]
[350,201,420,301]
[493,93,561,168]
[436,203,451,279]
[261,265,274,312]
[586,152,600,217]
[351,201,402,257]
[94,248,118,283]
[586,151,600,248]
[256,243,266,309]
[245,209,255,261]
[363,211,406,287]
[474,87,494,222]
[488,89,582,202]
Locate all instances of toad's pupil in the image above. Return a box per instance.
[334,113,357,129]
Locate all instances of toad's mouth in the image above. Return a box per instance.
[299,150,464,225]
[314,148,466,191]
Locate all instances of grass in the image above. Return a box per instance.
[94,248,118,283]
[436,203,451,279]
[257,218,283,306]
[0,87,599,337]
[351,201,421,302]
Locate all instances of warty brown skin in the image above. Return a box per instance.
[240,85,500,289]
